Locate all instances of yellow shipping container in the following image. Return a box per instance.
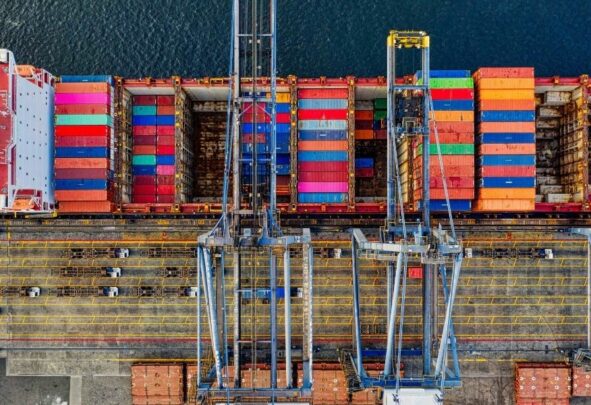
[474,199,535,212]
[479,188,536,200]
[268,92,291,102]
[478,89,534,100]
[476,78,535,90]
[433,111,474,122]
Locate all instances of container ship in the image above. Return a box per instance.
[1,46,591,405]
[0,49,588,216]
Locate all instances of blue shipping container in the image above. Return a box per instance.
[277,164,290,175]
[60,75,114,86]
[480,155,535,166]
[355,158,374,169]
[298,151,348,162]
[299,130,348,141]
[432,100,474,110]
[298,99,348,110]
[298,120,347,131]
[479,133,536,144]
[156,115,175,126]
[267,103,291,113]
[156,155,175,165]
[480,177,536,188]
[55,147,109,158]
[242,143,270,154]
[479,110,535,122]
[277,154,290,165]
[298,192,348,203]
[55,179,108,190]
[416,199,472,211]
[132,165,157,176]
[132,115,157,126]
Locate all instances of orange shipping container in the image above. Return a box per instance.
[54,158,109,169]
[131,364,184,403]
[298,140,348,151]
[478,89,534,100]
[55,190,110,201]
[133,145,157,155]
[58,201,113,213]
[478,99,536,111]
[355,130,374,140]
[479,188,535,199]
[355,110,373,120]
[157,105,176,115]
[55,82,111,93]
[572,366,591,397]
[479,144,536,155]
[475,199,535,211]
[414,188,474,200]
[431,121,474,133]
[433,111,474,122]
[478,122,536,133]
[476,77,535,89]
[473,67,534,79]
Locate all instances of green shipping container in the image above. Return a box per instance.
[417,78,474,89]
[373,110,387,120]
[373,98,387,110]
[55,114,113,126]
[132,106,157,116]
[417,143,474,155]
[132,155,157,165]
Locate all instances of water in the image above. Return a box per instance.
[1,0,590,77]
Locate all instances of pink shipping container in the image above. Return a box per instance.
[157,165,175,175]
[298,182,348,193]
[55,93,111,105]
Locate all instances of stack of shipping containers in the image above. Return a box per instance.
[413,70,475,211]
[54,75,115,212]
[131,95,177,204]
[474,68,536,211]
[297,87,350,204]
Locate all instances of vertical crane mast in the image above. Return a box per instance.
[196,0,313,402]
[349,30,464,403]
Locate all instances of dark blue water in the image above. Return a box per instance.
[1,0,590,78]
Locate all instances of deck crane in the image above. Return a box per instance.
[347,31,464,404]
[195,0,314,403]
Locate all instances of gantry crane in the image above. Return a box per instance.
[195,0,314,403]
[347,31,464,404]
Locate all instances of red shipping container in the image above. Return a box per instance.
[355,130,374,140]
[297,88,349,99]
[157,135,175,146]
[55,168,108,179]
[408,267,423,279]
[355,120,373,130]
[157,145,175,155]
[156,126,175,136]
[55,135,108,147]
[157,95,175,105]
[157,175,175,185]
[55,190,110,201]
[133,145,156,155]
[157,185,175,194]
[414,188,474,200]
[298,109,348,120]
[355,168,374,178]
[157,195,175,203]
[133,136,156,145]
[133,125,157,136]
[298,161,348,172]
[375,129,387,139]
[355,110,373,120]
[133,95,157,105]
[474,67,534,79]
[55,125,111,137]
[425,176,474,188]
[156,105,175,115]
[55,104,110,115]
[431,121,474,134]
[58,201,113,213]
[243,134,266,143]
[242,113,270,123]
[55,158,109,169]
[276,113,291,123]
[133,175,157,185]
[299,171,349,182]
[133,185,157,194]
[133,194,157,203]
[430,89,474,100]
[414,164,475,178]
